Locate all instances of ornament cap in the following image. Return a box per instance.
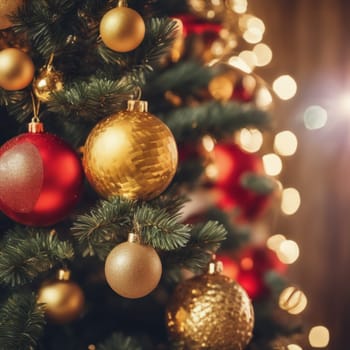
[57,269,71,281]
[208,260,223,275]
[28,118,44,133]
[127,100,148,113]
[118,0,128,7]
[128,232,141,243]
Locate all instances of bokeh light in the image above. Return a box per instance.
[238,50,257,70]
[288,345,303,350]
[238,128,263,153]
[279,286,308,315]
[255,86,273,110]
[267,234,286,251]
[229,0,248,14]
[263,153,283,176]
[202,135,215,152]
[253,43,273,67]
[304,105,328,130]
[308,326,330,348]
[228,56,252,73]
[274,131,298,156]
[243,28,264,44]
[273,75,297,100]
[277,240,300,264]
[281,188,301,215]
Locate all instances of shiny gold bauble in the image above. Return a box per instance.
[37,277,85,324]
[0,48,34,90]
[83,100,178,200]
[167,271,254,349]
[0,0,24,30]
[105,234,162,299]
[100,6,145,52]
[33,67,64,102]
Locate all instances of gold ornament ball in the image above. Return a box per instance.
[83,101,178,200]
[166,273,254,350]
[105,239,162,299]
[33,67,64,102]
[100,7,145,52]
[0,0,24,30]
[37,280,85,324]
[0,48,34,90]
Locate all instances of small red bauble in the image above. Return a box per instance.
[0,122,83,226]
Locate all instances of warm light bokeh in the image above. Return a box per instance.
[308,326,330,348]
[281,188,301,215]
[274,130,298,156]
[262,153,283,176]
[273,75,297,100]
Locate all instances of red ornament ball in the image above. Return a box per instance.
[211,143,272,220]
[0,131,83,226]
[236,246,286,299]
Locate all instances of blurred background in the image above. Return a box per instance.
[250,0,350,348]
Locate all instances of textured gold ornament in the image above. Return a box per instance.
[105,233,162,299]
[167,262,254,350]
[83,100,178,200]
[33,66,64,102]
[0,48,34,90]
[37,269,85,324]
[99,3,145,52]
[0,0,24,30]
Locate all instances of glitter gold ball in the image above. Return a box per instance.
[83,101,178,200]
[33,67,64,102]
[100,7,145,52]
[166,273,254,350]
[37,279,85,324]
[105,239,162,299]
[0,48,34,90]
[0,0,24,30]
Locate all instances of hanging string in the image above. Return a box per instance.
[30,92,41,121]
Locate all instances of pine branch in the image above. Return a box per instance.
[46,78,134,122]
[71,197,136,259]
[145,61,214,96]
[13,0,84,56]
[0,292,45,350]
[241,173,277,195]
[162,101,270,143]
[0,89,33,124]
[71,196,191,259]
[96,332,142,350]
[163,221,227,280]
[134,204,191,250]
[0,227,74,287]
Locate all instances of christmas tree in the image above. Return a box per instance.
[0,1,304,349]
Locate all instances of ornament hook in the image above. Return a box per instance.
[133,86,142,101]
[29,92,43,133]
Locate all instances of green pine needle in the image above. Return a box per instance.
[162,101,270,143]
[0,227,74,287]
[0,292,45,350]
[134,204,191,250]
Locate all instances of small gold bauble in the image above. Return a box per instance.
[0,0,24,30]
[0,48,34,90]
[208,74,234,101]
[166,271,254,349]
[37,276,85,324]
[100,6,145,52]
[83,100,178,200]
[105,235,162,299]
[33,67,64,102]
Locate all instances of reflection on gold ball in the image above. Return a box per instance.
[167,273,254,349]
[105,240,162,298]
[0,48,34,90]
[100,7,145,52]
[33,67,64,102]
[83,101,178,200]
[0,0,24,30]
[37,280,85,324]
